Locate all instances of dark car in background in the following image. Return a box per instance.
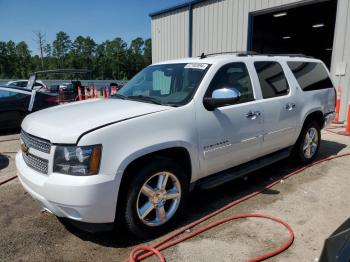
[0,69,93,129]
[0,85,58,130]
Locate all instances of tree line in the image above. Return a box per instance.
[0,31,152,80]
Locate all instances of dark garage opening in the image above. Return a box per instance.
[249,0,337,68]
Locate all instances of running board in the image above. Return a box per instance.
[197,148,291,190]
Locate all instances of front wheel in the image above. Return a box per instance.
[292,121,321,164]
[121,157,189,239]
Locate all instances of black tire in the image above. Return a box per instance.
[120,157,189,239]
[292,121,321,164]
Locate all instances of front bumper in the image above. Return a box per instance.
[16,152,118,224]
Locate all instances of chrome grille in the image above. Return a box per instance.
[22,152,48,174]
[20,130,51,154]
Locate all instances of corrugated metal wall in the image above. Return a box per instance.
[151,0,301,62]
[192,0,299,56]
[151,7,189,63]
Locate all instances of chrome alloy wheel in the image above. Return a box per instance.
[136,172,181,227]
[303,127,319,159]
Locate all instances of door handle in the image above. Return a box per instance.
[246,110,261,120]
[285,103,296,111]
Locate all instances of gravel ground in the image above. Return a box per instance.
[0,127,349,262]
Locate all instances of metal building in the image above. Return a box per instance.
[150,0,350,121]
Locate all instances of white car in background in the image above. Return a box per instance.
[16,53,336,238]
[6,80,47,90]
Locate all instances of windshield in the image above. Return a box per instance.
[117,63,210,106]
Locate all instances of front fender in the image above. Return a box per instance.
[116,141,198,181]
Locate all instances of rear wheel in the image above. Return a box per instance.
[121,157,189,239]
[292,121,321,164]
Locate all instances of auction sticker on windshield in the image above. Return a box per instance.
[184,63,209,70]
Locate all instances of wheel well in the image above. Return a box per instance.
[303,111,324,129]
[115,147,192,215]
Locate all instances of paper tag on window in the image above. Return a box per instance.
[184,63,208,70]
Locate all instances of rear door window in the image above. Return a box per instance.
[254,61,289,99]
[287,62,333,91]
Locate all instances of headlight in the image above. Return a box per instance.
[53,145,102,176]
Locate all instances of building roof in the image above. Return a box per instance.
[149,0,206,17]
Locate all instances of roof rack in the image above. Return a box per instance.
[255,53,314,58]
[199,51,259,59]
[199,51,313,59]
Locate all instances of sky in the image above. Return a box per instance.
[0,0,189,54]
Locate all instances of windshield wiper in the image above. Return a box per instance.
[127,95,163,105]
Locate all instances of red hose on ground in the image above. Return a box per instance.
[129,245,166,262]
[127,152,350,262]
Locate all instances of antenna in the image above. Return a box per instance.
[200,53,206,59]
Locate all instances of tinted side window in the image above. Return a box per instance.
[34,82,44,87]
[254,62,289,99]
[206,62,254,104]
[287,62,333,91]
[0,90,17,98]
[20,81,28,87]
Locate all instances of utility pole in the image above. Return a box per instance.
[33,31,46,70]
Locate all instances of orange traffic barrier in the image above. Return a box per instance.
[78,86,82,101]
[111,86,117,95]
[334,86,342,123]
[105,86,110,98]
[84,87,89,100]
[91,86,95,99]
[339,102,350,136]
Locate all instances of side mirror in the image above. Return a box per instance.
[203,88,241,110]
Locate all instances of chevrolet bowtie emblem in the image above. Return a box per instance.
[21,143,29,153]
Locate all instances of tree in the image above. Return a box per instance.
[0,33,152,80]
[0,42,8,78]
[5,41,17,78]
[43,44,51,57]
[69,36,96,69]
[33,31,46,69]
[15,41,31,78]
[143,38,152,67]
[52,31,71,68]
[127,37,145,78]
[105,37,128,79]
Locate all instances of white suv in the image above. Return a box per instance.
[16,53,336,238]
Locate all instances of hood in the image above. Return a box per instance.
[22,99,171,144]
